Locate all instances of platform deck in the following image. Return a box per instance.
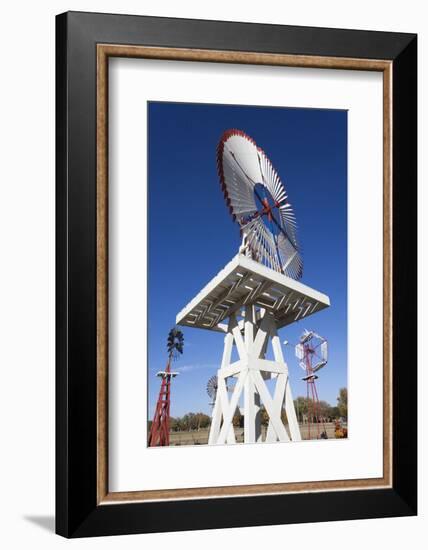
[176,255,330,331]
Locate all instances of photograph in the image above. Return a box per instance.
[147,101,348,447]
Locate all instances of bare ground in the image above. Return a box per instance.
[168,422,345,446]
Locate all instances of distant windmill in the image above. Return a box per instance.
[206,375,218,409]
[148,328,184,447]
[207,375,234,411]
[295,330,328,439]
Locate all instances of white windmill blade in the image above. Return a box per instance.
[257,147,287,204]
[311,330,325,341]
[312,360,327,373]
[295,343,304,359]
[243,215,283,272]
[300,329,314,344]
[221,150,258,217]
[277,232,303,279]
[321,340,328,362]
[217,129,303,279]
[279,204,299,248]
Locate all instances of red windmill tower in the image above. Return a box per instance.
[295,330,328,439]
[148,327,184,446]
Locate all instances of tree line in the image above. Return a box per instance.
[170,412,211,432]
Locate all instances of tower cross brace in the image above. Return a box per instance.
[209,306,301,444]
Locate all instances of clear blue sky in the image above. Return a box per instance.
[148,101,347,418]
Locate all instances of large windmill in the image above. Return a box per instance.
[176,129,330,444]
[148,328,184,447]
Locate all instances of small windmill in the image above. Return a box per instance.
[295,330,328,439]
[148,327,184,447]
[206,375,219,409]
[207,375,234,410]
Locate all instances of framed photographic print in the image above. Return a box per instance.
[56,11,417,538]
